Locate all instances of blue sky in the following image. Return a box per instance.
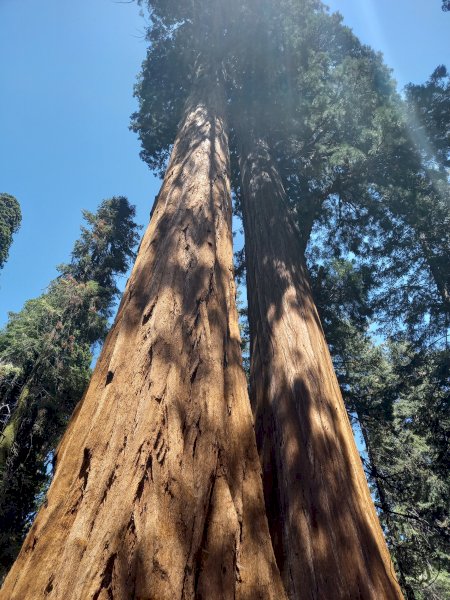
[326,0,449,90]
[1,0,449,326]
[0,0,159,324]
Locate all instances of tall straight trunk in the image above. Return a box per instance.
[1,82,286,600]
[239,136,403,600]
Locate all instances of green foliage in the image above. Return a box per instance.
[60,196,141,310]
[134,0,449,327]
[0,194,21,271]
[405,65,450,170]
[359,343,449,600]
[0,197,140,577]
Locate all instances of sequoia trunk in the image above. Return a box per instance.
[239,137,404,600]
[1,84,286,600]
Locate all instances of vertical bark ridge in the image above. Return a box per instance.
[240,136,404,600]
[1,86,286,600]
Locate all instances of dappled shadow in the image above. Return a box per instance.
[240,137,403,599]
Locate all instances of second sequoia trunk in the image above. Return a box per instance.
[240,136,404,600]
[0,82,286,600]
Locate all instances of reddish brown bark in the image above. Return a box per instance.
[240,137,404,600]
[0,86,286,600]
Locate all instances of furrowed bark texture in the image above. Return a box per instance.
[240,137,404,600]
[1,86,286,600]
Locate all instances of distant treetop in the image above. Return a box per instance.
[0,194,22,272]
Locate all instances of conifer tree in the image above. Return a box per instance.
[230,1,449,596]
[133,0,405,596]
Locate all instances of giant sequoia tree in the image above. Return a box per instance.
[2,0,448,598]
[232,4,449,596]
[134,0,403,597]
[0,3,286,598]
[238,135,402,598]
